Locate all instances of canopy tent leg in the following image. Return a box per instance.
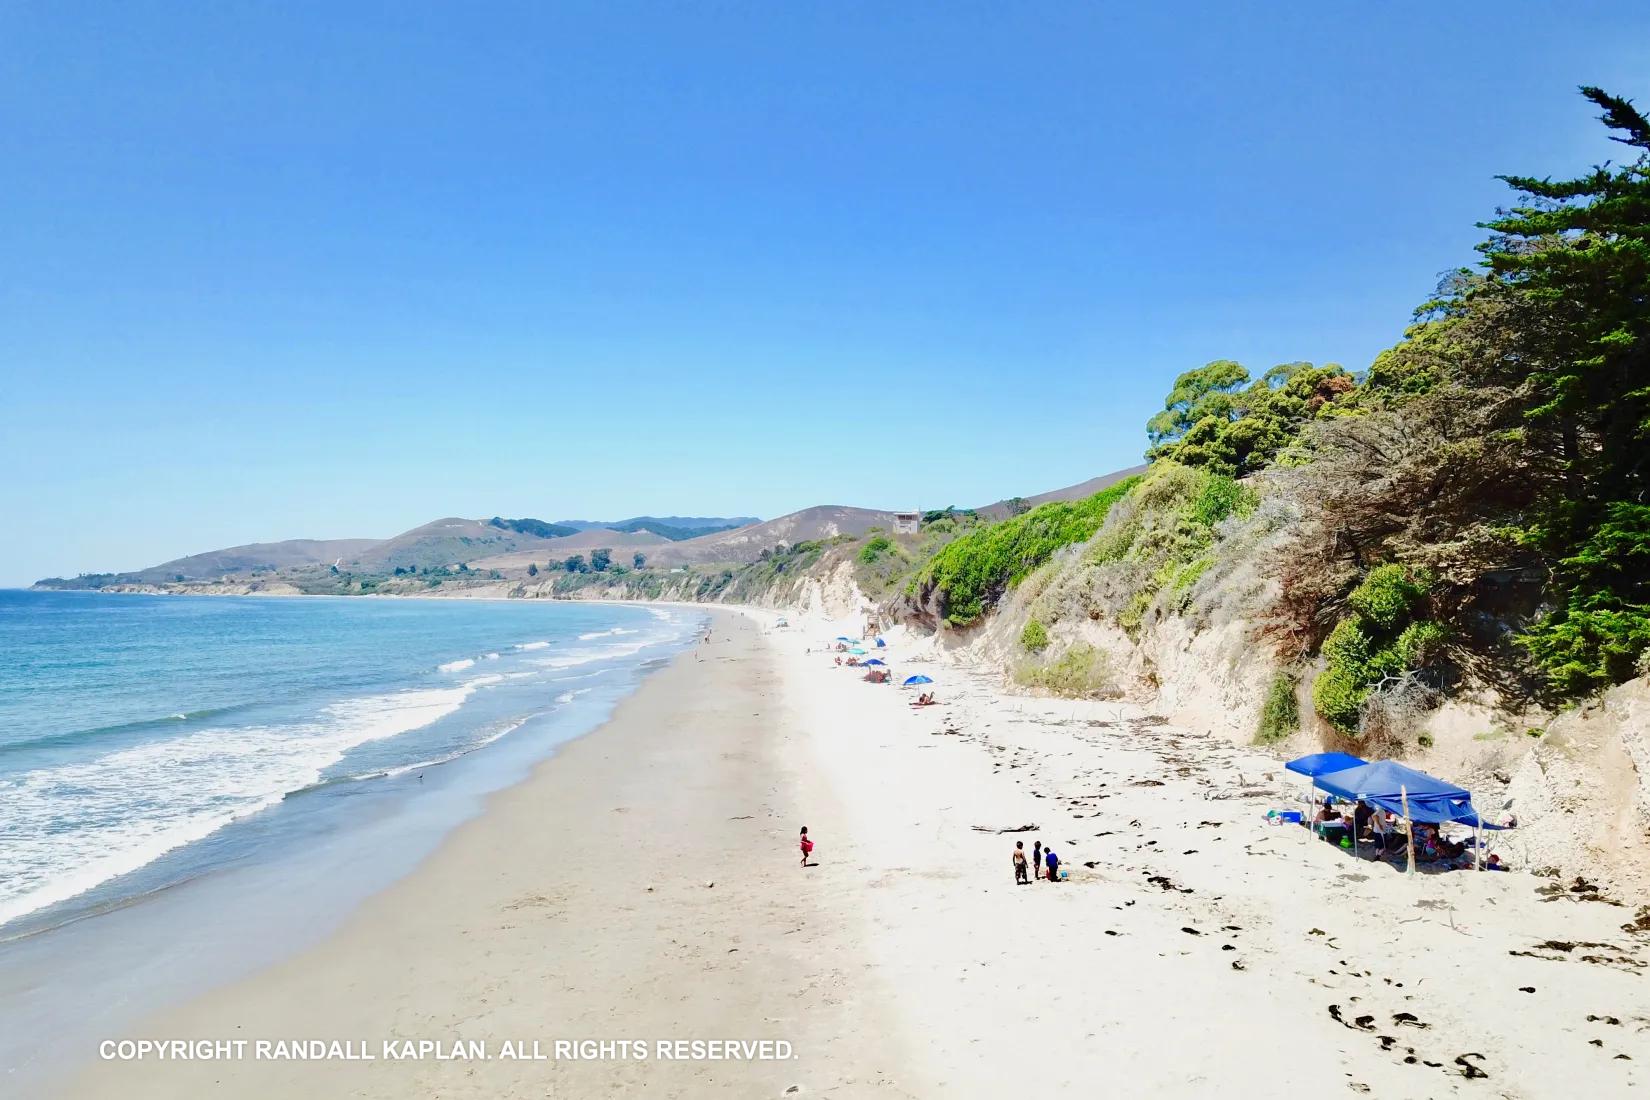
[1474,797,1483,872]
[1401,785,1415,875]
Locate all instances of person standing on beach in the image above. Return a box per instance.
[1032,840,1043,880]
[799,825,814,867]
[1044,845,1059,883]
[1013,841,1029,884]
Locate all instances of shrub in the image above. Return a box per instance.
[1312,564,1447,734]
[1190,474,1256,528]
[1347,563,1432,629]
[1321,618,1372,675]
[1391,620,1447,668]
[1312,664,1369,733]
[1013,643,1117,698]
[1020,619,1050,653]
[1255,673,1299,744]
[858,535,894,565]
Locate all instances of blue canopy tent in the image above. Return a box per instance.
[903,674,933,686]
[1278,753,1367,830]
[1284,752,1367,778]
[1312,759,1503,871]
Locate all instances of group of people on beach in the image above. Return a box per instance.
[1313,797,1506,868]
[1012,839,1060,884]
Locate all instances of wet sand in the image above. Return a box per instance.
[67,612,913,1098]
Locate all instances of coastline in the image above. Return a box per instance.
[52,604,1650,1098]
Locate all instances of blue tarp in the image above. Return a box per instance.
[1313,760,1503,828]
[1285,752,1367,778]
[904,674,933,686]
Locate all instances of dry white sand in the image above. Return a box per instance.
[66,607,1648,1099]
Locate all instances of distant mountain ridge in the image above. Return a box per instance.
[33,474,1148,588]
[32,514,762,586]
[556,516,761,541]
[34,538,384,587]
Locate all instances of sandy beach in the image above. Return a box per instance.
[64,607,1648,1099]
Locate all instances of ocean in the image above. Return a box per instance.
[0,589,703,937]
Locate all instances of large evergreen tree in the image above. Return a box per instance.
[1471,87,1650,692]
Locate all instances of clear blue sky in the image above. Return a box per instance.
[2,2,1646,585]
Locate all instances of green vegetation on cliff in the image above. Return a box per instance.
[912,477,1140,627]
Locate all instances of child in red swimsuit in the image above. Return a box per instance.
[799,826,815,867]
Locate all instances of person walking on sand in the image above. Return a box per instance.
[799,825,814,867]
[1013,841,1029,884]
[1044,845,1060,883]
[1032,840,1043,880]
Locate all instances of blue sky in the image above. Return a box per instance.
[2,2,1646,585]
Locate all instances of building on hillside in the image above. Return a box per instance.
[892,511,920,535]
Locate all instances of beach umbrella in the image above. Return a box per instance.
[835,636,854,642]
[903,674,933,686]
[863,658,886,666]
[848,647,866,656]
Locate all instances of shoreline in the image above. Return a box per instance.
[47,604,1650,1098]
[0,597,705,1096]
[62,609,914,1099]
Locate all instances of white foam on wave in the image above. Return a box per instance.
[553,688,593,705]
[482,652,501,661]
[577,627,637,641]
[437,657,476,673]
[514,641,551,651]
[0,683,478,929]
[377,716,530,780]
[529,638,655,671]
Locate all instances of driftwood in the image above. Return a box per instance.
[971,823,1038,834]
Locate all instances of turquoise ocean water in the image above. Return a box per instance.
[0,589,701,937]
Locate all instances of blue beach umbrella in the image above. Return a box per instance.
[862,658,886,666]
[903,674,933,686]
[835,636,854,642]
[848,647,866,656]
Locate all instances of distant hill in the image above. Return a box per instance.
[602,518,751,541]
[974,465,1149,521]
[36,537,383,586]
[645,506,898,566]
[469,528,673,573]
[486,517,579,539]
[342,517,572,573]
[31,513,764,589]
[554,516,759,541]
